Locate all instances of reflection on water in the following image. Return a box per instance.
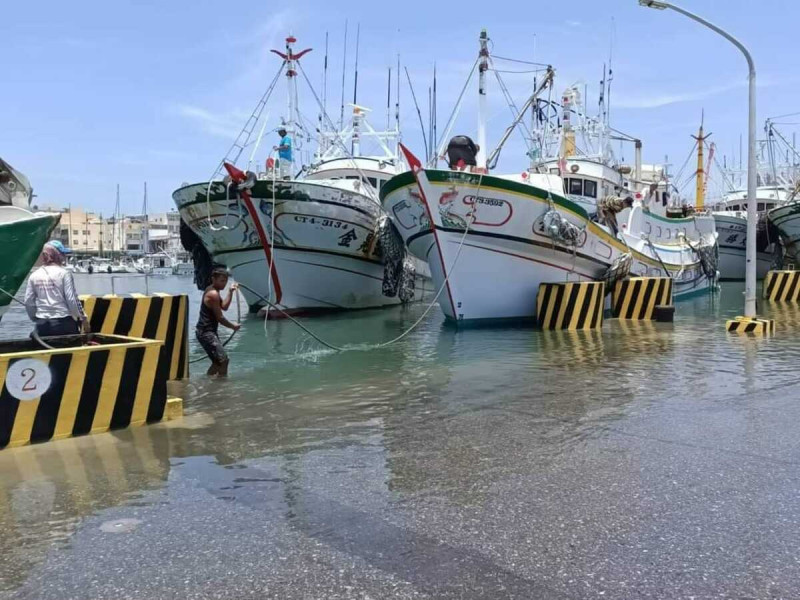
[1,276,800,591]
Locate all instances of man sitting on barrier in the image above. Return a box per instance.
[197,266,240,376]
[24,241,90,337]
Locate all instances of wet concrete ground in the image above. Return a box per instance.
[1,280,800,598]
[2,373,799,598]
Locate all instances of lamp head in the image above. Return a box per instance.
[638,0,669,8]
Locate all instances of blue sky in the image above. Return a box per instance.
[4,0,798,214]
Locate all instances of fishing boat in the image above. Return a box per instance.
[175,35,420,316]
[0,158,61,321]
[381,31,718,323]
[760,118,800,267]
[712,189,785,280]
[708,122,795,278]
[766,183,800,266]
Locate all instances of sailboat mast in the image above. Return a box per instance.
[113,184,119,256]
[143,181,149,255]
[477,29,490,170]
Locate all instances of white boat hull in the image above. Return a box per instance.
[713,212,775,279]
[382,168,716,322]
[174,179,422,314]
[768,202,800,265]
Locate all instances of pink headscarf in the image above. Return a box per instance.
[41,244,65,266]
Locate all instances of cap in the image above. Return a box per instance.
[46,240,72,254]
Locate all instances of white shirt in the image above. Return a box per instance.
[24,265,86,321]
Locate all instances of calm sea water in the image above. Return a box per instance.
[2,274,799,597]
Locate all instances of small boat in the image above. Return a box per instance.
[0,158,61,321]
[173,259,194,276]
[135,252,175,276]
[381,31,718,323]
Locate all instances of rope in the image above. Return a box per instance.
[491,54,549,67]
[263,149,279,339]
[643,237,673,279]
[212,172,486,354]
[0,285,25,307]
[0,285,81,350]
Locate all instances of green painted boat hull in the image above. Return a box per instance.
[0,211,61,316]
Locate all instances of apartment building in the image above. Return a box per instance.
[42,206,184,256]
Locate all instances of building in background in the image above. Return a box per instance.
[40,206,184,257]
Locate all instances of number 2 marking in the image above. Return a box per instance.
[21,368,37,392]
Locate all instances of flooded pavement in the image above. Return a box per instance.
[1,275,799,598]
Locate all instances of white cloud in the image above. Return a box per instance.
[172,104,245,138]
[613,80,744,109]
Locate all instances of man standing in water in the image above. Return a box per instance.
[275,128,292,180]
[197,267,240,376]
[24,241,90,336]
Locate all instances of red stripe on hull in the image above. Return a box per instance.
[240,194,283,304]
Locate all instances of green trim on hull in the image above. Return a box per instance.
[381,169,590,219]
[0,213,61,310]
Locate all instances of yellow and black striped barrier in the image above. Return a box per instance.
[763,270,800,301]
[612,277,673,320]
[725,316,775,334]
[0,334,180,449]
[80,293,189,380]
[536,281,604,330]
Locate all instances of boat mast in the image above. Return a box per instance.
[395,54,401,158]
[386,67,391,131]
[339,21,348,131]
[274,35,312,173]
[692,113,710,209]
[113,184,119,257]
[352,24,361,155]
[142,181,149,256]
[320,31,329,155]
[477,29,489,170]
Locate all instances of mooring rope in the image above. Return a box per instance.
[227,170,486,354]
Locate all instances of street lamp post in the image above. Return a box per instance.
[639,0,758,317]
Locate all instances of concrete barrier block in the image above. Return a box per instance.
[0,334,168,449]
[536,281,604,330]
[80,294,189,381]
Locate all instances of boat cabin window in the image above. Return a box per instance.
[367,177,378,188]
[731,204,740,211]
[757,203,765,212]
[549,168,560,175]
[569,178,583,195]
[583,179,597,198]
